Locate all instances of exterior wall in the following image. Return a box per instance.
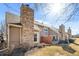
[6,12,21,51]
[48,28,59,42]
[67,27,72,39]
[59,24,66,40]
[20,4,34,48]
[58,24,72,43]
[40,27,49,36]
[36,24,50,36]
[6,12,20,23]
[48,28,53,35]
[40,35,53,44]
[35,23,59,44]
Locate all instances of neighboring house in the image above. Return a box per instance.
[58,24,72,44]
[34,22,72,44]
[34,21,60,44]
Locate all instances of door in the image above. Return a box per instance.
[9,26,20,50]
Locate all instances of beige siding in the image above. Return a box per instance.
[6,12,20,24]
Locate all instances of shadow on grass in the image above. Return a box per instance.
[10,47,27,56]
[62,45,76,54]
[73,43,79,46]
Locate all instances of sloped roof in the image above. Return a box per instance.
[34,20,59,34]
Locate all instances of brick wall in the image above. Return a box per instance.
[40,35,53,44]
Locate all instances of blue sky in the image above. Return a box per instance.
[0,3,79,35]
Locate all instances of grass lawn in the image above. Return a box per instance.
[28,38,79,56]
[69,38,79,56]
[31,46,72,56]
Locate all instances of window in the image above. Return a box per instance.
[44,28,48,32]
[43,28,48,35]
[53,36,55,39]
[34,34,37,42]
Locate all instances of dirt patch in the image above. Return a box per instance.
[10,47,27,56]
[62,45,76,54]
[24,47,39,56]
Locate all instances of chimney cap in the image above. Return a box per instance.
[21,4,29,7]
[26,4,29,7]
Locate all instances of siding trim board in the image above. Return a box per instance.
[8,24,22,28]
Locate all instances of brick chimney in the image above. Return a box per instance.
[20,4,34,48]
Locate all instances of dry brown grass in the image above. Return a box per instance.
[69,38,79,56]
[26,38,79,56]
[69,44,79,56]
[74,38,79,44]
[31,46,72,56]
